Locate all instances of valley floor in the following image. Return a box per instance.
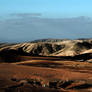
[1,56,92,92]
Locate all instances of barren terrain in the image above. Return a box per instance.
[1,39,92,92]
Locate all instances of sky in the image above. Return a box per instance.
[0,0,92,18]
[0,0,92,42]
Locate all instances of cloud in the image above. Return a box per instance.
[0,15,92,42]
[10,13,42,18]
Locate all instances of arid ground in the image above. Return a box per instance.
[1,39,92,92]
[1,56,92,92]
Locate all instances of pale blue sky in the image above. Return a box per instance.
[0,0,92,42]
[0,0,92,18]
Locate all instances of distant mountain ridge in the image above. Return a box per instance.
[31,38,70,43]
[0,38,92,57]
[0,39,92,60]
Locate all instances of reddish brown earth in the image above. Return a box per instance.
[1,39,92,92]
[1,56,92,92]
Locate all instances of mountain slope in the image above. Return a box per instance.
[0,39,92,62]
